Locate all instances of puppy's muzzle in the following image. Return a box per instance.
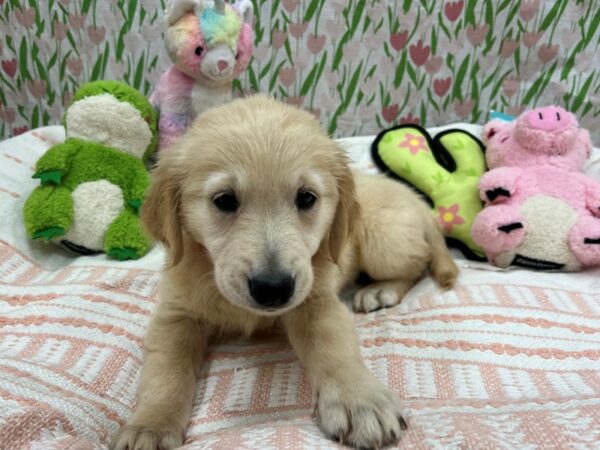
[247,271,295,308]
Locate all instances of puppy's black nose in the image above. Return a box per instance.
[248,272,295,307]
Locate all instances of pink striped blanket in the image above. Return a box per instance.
[1,127,599,449]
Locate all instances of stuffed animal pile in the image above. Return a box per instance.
[23,81,157,260]
[472,106,599,271]
[151,0,254,150]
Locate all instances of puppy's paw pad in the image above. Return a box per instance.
[110,424,183,450]
[317,380,406,448]
[353,286,399,313]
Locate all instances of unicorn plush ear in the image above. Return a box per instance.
[235,0,254,25]
[167,0,200,26]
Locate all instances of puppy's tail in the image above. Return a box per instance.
[425,218,459,290]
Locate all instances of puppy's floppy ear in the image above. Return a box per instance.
[325,148,359,264]
[141,152,184,267]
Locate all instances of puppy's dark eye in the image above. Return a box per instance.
[235,52,240,60]
[296,191,317,210]
[213,193,238,213]
[195,46,204,56]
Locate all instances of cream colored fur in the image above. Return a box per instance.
[63,180,124,251]
[66,93,152,158]
[110,96,458,450]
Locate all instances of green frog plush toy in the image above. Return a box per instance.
[23,81,157,260]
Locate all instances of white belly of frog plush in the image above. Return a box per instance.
[23,81,158,260]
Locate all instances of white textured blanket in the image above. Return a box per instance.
[0,126,599,449]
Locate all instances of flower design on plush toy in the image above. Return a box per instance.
[398,132,429,155]
[438,204,465,232]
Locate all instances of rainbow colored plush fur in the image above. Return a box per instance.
[151,0,254,150]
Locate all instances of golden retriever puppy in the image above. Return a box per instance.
[110,95,458,450]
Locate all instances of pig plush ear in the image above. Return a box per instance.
[167,0,200,26]
[235,0,254,25]
[482,120,506,144]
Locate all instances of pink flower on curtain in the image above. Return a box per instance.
[286,96,304,107]
[425,56,443,74]
[278,67,296,87]
[87,26,106,45]
[500,39,518,58]
[398,133,428,155]
[502,76,520,97]
[15,7,35,29]
[272,30,287,49]
[454,99,474,118]
[67,58,83,77]
[522,31,543,48]
[0,108,16,123]
[13,126,28,136]
[433,77,451,97]
[466,23,489,47]
[538,44,559,63]
[289,22,308,39]
[26,80,46,98]
[381,104,399,123]
[1,59,17,78]
[68,13,86,29]
[409,39,430,66]
[307,34,326,54]
[282,0,298,13]
[390,31,408,51]
[519,0,539,22]
[444,1,464,22]
[399,112,420,125]
[53,21,68,41]
[62,91,73,106]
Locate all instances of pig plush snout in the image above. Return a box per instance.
[515,106,577,156]
[522,106,573,132]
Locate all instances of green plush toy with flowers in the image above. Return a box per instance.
[372,125,487,261]
[23,80,157,260]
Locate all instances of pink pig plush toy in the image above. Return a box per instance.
[151,0,254,150]
[471,106,600,271]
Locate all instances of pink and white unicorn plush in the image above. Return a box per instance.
[471,106,599,271]
[151,0,254,150]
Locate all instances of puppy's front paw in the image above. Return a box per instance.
[316,378,407,448]
[110,422,183,450]
[353,280,410,313]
